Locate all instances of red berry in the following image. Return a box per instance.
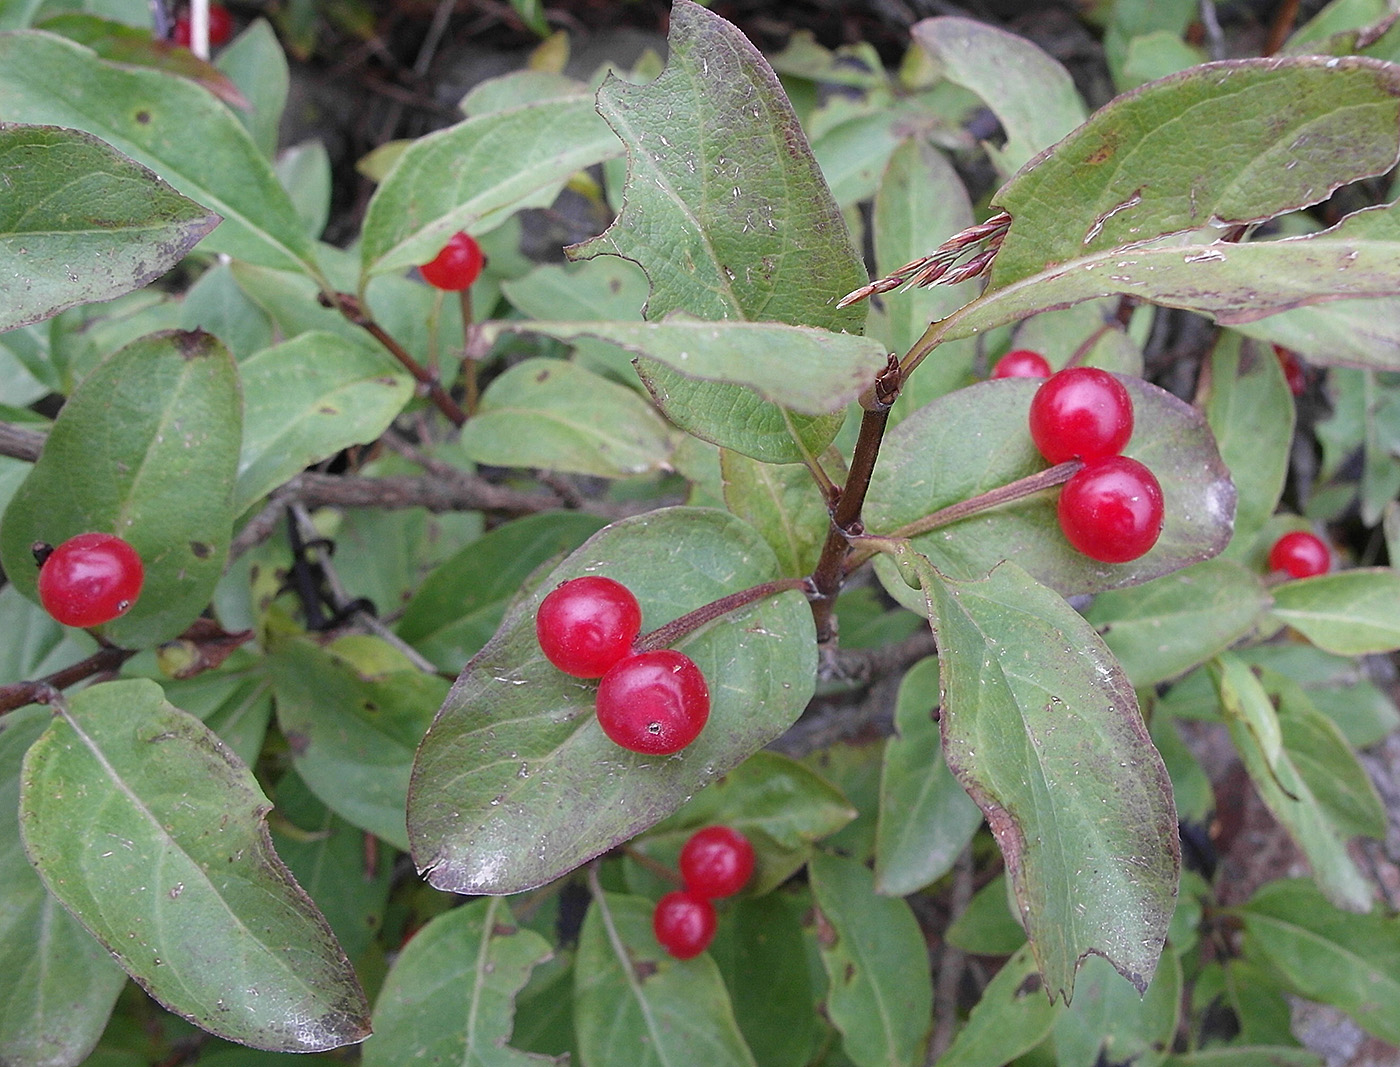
[595,650,709,755]
[652,891,716,959]
[172,5,233,46]
[1273,345,1307,397]
[679,826,754,899]
[419,231,485,291]
[1029,367,1134,465]
[991,349,1052,379]
[1057,456,1164,563]
[536,576,641,679]
[1268,530,1330,579]
[36,533,145,628]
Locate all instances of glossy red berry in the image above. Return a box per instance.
[1057,456,1164,563]
[419,231,485,291]
[991,349,1052,380]
[1268,530,1330,579]
[36,533,145,628]
[1272,345,1307,397]
[536,576,642,679]
[172,4,233,46]
[652,891,717,960]
[679,826,755,899]
[1029,367,1134,465]
[595,650,710,754]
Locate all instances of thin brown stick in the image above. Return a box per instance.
[0,645,136,715]
[0,422,44,463]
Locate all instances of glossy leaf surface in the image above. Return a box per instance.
[0,30,318,275]
[575,889,756,1067]
[0,330,240,649]
[363,897,557,1067]
[809,851,933,1067]
[409,508,816,894]
[0,705,126,1067]
[235,331,411,513]
[919,557,1179,1000]
[866,375,1235,600]
[0,123,218,332]
[19,680,370,1051]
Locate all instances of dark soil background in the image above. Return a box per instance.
[235,1,1400,1062]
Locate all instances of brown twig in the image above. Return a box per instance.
[0,422,44,463]
[0,645,136,715]
[634,578,811,653]
[1263,0,1301,55]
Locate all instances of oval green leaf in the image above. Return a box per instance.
[866,375,1235,600]
[408,507,817,895]
[18,679,370,1051]
[0,122,219,332]
[0,329,241,649]
[1268,567,1400,654]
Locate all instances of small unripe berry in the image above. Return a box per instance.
[419,231,485,290]
[652,891,716,959]
[1268,530,1330,579]
[35,533,145,628]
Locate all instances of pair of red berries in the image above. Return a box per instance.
[1268,530,1330,579]
[34,532,145,628]
[419,231,485,291]
[535,577,711,754]
[171,4,233,47]
[652,826,755,960]
[1015,363,1164,564]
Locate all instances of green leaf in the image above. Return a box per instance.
[408,507,817,895]
[568,0,866,465]
[1240,642,1400,747]
[932,944,1060,1067]
[270,770,393,964]
[492,320,889,417]
[720,448,833,577]
[214,19,289,160]
[1,704,126,1067]
[710,893,817,1067]
[1161,1049,1323,1067]
[1239,879,1400,1044]
[946,874,1026,956]
[396,511,609,673]
[570,0,865,332]
[1231,294,1400,369]
[160,661,273,768]
[1213,655,1373,911]
[866,375,1235,599]
[919,558,1179,1001]
[1051,949,1181,1067]
[458,358,673,478]
[575,889,756,1067]
[988,58,1400,291]
[269,634,447,852]
[912,17,1086,178]
[1085,558,1271,687]
[19,679,371,1051]
[363,897,558,1067]
[359,96,622,278]
[874,656,983,896]
[179,261,275,361]
[0,329,241,649]
[0,122,219,332]
[808,851,933,1067]
[1202,334,1295,555]
[235,331,412,513]
[0,30,320,276]
[0,583,94,686]
[631,750,856,897]
[1268,568,1400,654]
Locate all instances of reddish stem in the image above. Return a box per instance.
[634,578,810,653]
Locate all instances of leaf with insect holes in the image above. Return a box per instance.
[902,552,1179,1002]
[0,330,241,649]
[19,679,370,1052]
[408,508,816,895]
[865,375,1235,602]
[569,0,867,464]
[987,57,1400,290]
[0,123,218,332]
